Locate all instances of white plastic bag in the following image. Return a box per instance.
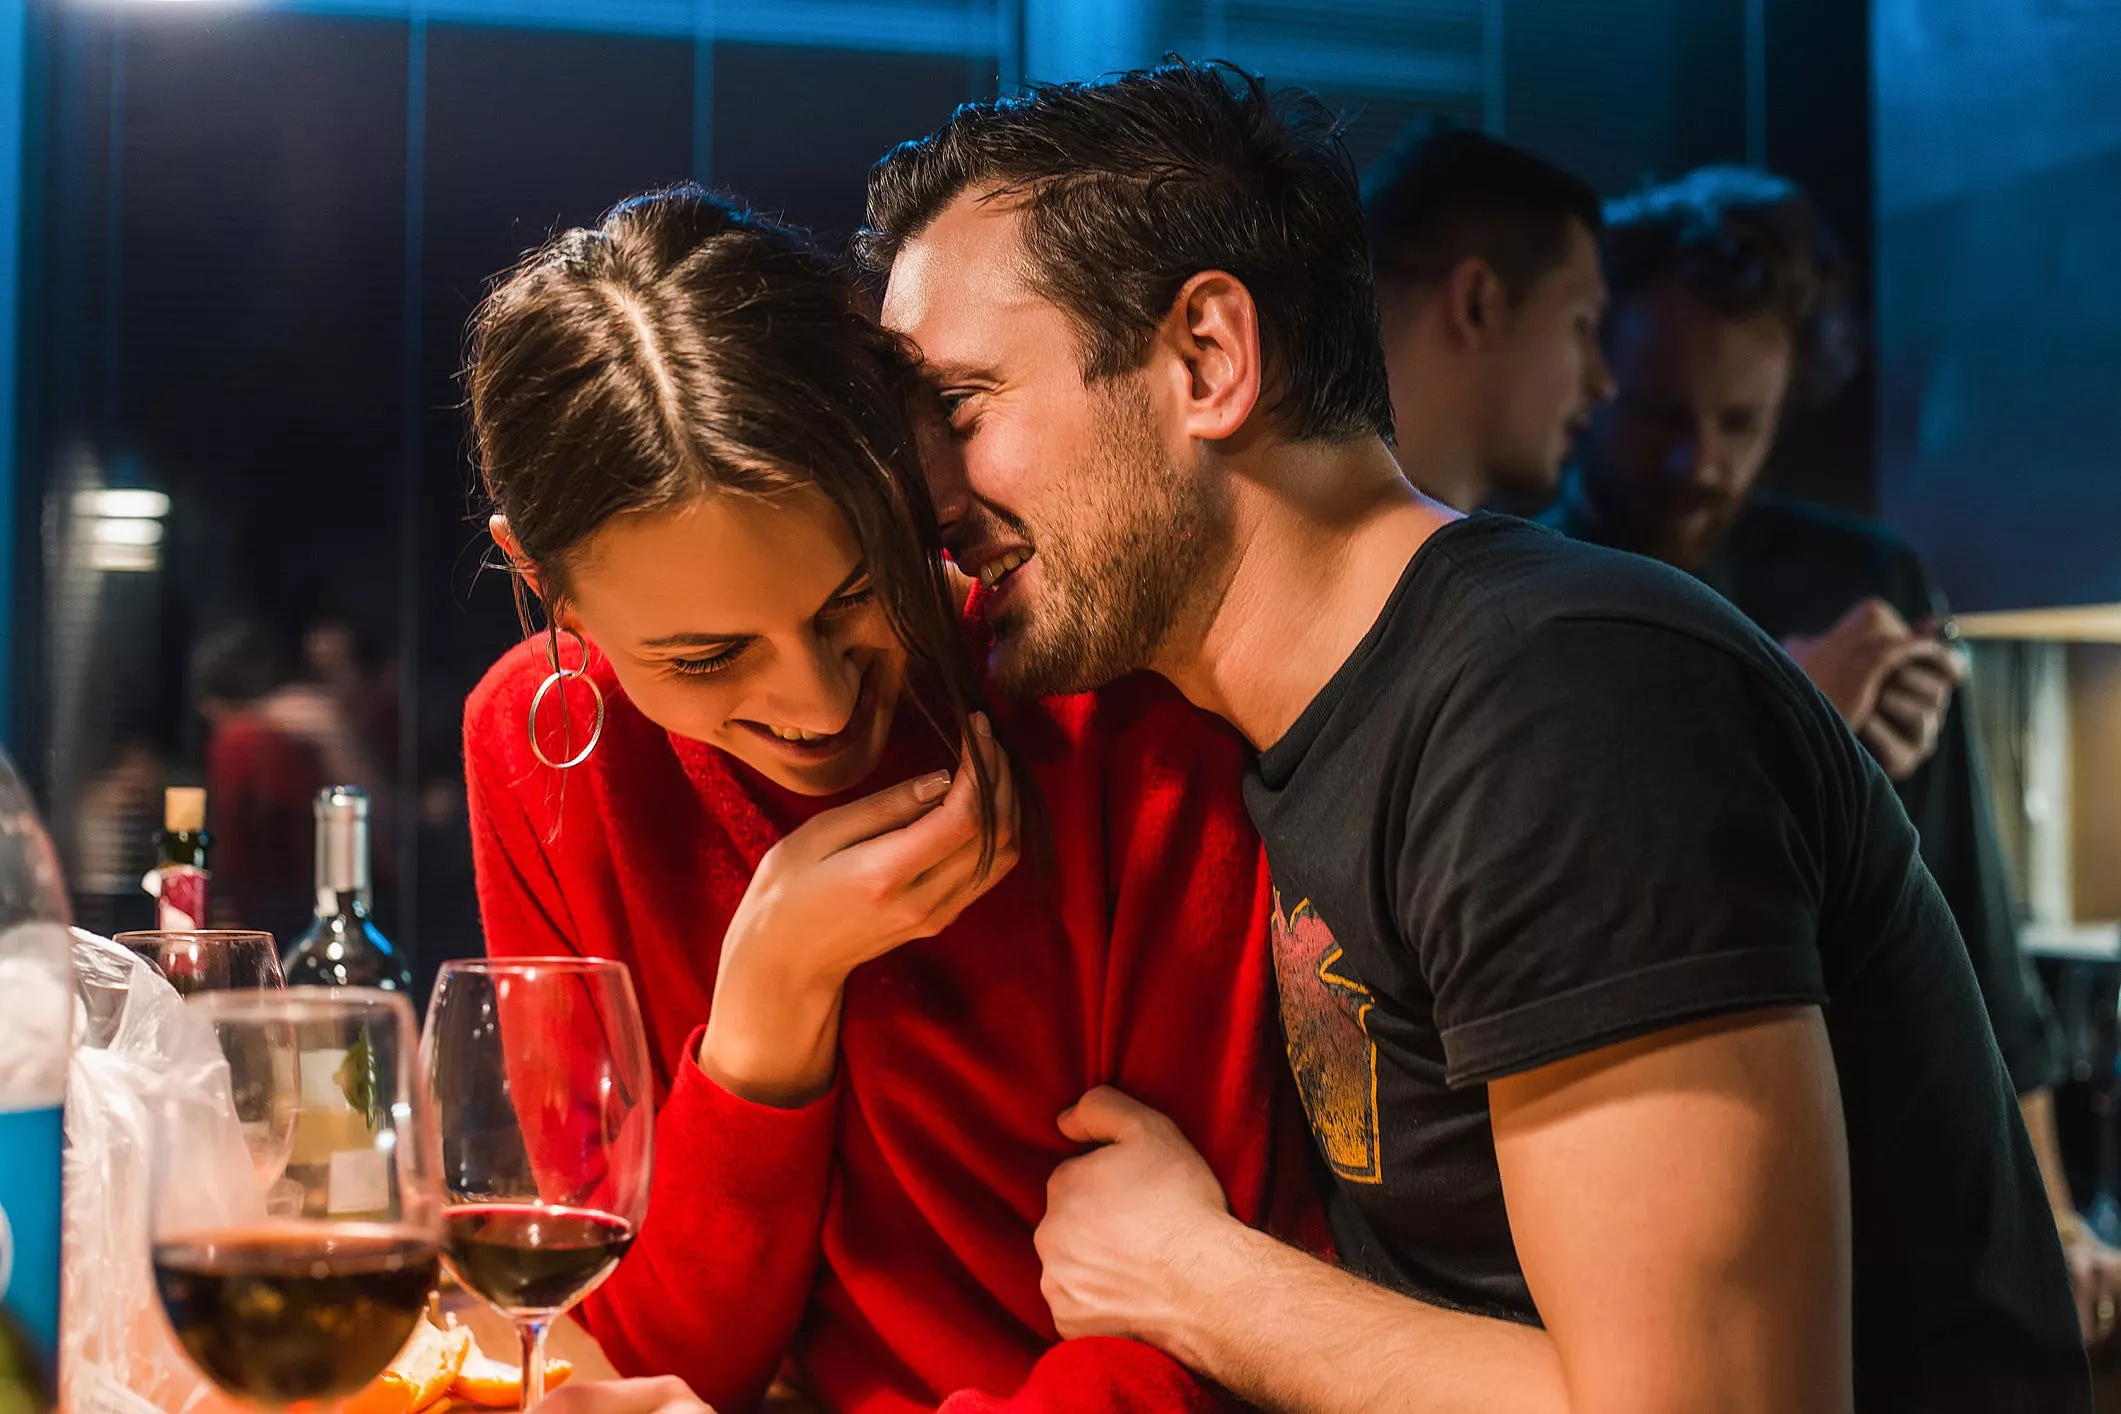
[63,929,264,1414]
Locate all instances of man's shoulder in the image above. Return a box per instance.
[1423,515,1770,656]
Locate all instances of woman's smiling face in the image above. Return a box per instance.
[560,486,908,795]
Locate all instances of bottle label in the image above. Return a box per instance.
[0,1104,63,1376]
[327,1148,391,1215]
[150,866,210,931]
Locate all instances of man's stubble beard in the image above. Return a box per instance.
[989,384,1231,698]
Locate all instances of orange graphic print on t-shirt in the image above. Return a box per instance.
[1270,891,1382,1185]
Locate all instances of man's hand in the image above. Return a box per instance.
[529,1377,717,1414]
[1782,599,1963,781]
[1035,1086,1236,1348]
[2058,1212,2121,1346]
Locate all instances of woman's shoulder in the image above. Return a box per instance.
[465,637,550,749]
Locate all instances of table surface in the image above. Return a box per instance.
[441,1295,817,1413]
[444,1297,620,1383]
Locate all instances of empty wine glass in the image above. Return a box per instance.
[422,958,653,1407]
[117,929,285,996]
[120,931,293,1192]
[150,987,443,1411]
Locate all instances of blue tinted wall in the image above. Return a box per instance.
[1877,0,2121,611]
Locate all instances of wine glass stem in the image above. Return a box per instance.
[518,1316,553,1409]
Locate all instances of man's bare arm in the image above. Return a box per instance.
[1036,1007,1852,1414]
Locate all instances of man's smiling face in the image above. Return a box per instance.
[881,192,1229,697]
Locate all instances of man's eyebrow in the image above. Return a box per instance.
[916,360,1002,388]
[636,563,870,650]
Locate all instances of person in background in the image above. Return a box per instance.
[1362,122,1614,513]
[1550,165,2121,1345]
[299,615,399,875]
[462,186,1317,1414]
[192,623,327,937]
[867,60,2087,1412]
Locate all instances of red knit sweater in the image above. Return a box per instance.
[464,635,1320,1414]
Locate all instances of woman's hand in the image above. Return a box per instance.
[529,1376,716,1414]
[698,714,1019,1106]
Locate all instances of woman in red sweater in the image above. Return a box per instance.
[461,186,1316,1414]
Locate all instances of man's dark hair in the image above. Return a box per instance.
[1362,120,1604,303]
[1601,166,1859,401]
[859,59,1392,444]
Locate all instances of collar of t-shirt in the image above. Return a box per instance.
[1253,518,1480,791]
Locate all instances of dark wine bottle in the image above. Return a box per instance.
[152,786,211,931]
[282,786,410,992]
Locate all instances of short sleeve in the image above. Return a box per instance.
[1404,616,1833,1086]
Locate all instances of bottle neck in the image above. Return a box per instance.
[158,829,209,871]
[314,809,373,921]
[316,885,374,921]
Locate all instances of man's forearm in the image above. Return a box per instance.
[2021,1088,2078,1217]
[1153,1218,1570,1414]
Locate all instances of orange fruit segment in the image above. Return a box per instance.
[343,1316,473,1414]
[449,1349,576,1408]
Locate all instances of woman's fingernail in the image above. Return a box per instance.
[973,712,993,740]
[914,772,952,802]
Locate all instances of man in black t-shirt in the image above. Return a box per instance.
[867,62,2088,1411]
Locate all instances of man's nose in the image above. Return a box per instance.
[921,436,973,532]
[1585,344,1617,406]
[1661,432,1703,480]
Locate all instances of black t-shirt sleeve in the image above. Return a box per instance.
[1403,615,1833,1087]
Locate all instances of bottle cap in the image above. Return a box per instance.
[315,785,370,821]
[164,787,206,833]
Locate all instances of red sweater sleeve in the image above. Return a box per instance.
[586,1035,837,1412]
[464,708,833,1414]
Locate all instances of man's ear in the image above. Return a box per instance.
[1155,270,1266,442]
[1441,256,1511,351]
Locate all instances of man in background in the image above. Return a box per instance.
[1362,122,1613,512]
[1552,165,2121,1344]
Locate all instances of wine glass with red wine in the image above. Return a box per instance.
[423,958,653,1407]
[150,988,443,1411]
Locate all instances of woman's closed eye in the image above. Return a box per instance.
[820,584,876,617]
[667,643,747,678]
[664,584,871,678]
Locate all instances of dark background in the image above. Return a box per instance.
[0,0,2003,990]
[1874,0,2121,615]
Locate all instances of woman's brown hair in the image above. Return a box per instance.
[464,184,1001,865]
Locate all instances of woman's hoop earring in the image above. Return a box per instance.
[528,627,606,771]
